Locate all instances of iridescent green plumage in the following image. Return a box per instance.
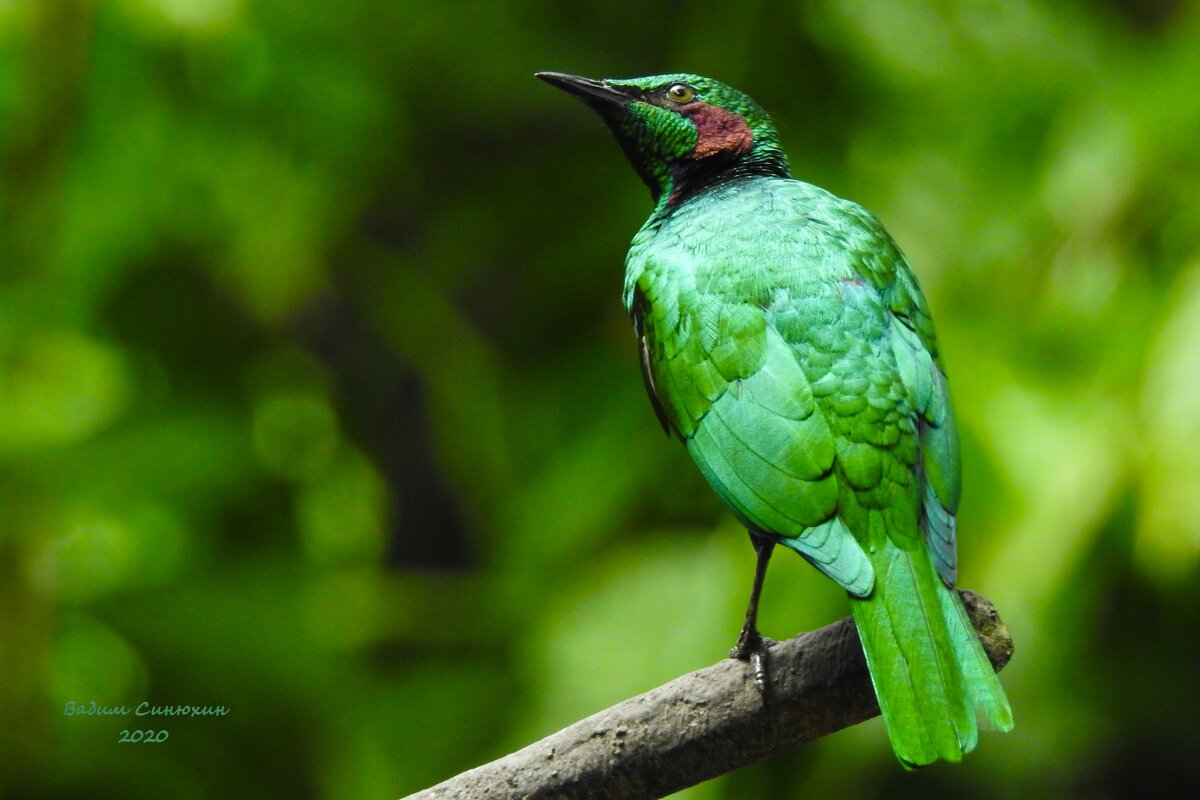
[539,71,1012,766]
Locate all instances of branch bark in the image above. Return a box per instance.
[403,590,1014,800]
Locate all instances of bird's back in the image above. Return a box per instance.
[624,175,955,586]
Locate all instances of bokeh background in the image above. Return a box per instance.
[2,0,1199,797]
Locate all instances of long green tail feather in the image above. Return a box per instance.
[938,585,1015,733]
[850,540,1006,767]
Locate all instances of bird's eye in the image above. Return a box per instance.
[666,83,695,104]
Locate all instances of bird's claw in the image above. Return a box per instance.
[730,633,777,699]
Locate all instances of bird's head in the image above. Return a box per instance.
[537,72,790,208]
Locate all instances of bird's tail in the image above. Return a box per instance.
[849,541,1013,767]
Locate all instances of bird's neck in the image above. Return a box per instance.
[652,149,790,216]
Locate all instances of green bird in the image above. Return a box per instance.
[537,71,1013,767]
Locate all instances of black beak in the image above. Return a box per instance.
[536,72,640,107]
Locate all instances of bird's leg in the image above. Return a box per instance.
[729,532,776,697]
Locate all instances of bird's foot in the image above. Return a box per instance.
[729,631,777,699]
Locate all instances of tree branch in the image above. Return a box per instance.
[403,590,1014,800]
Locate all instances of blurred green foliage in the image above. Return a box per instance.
[2,1,1199,798]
